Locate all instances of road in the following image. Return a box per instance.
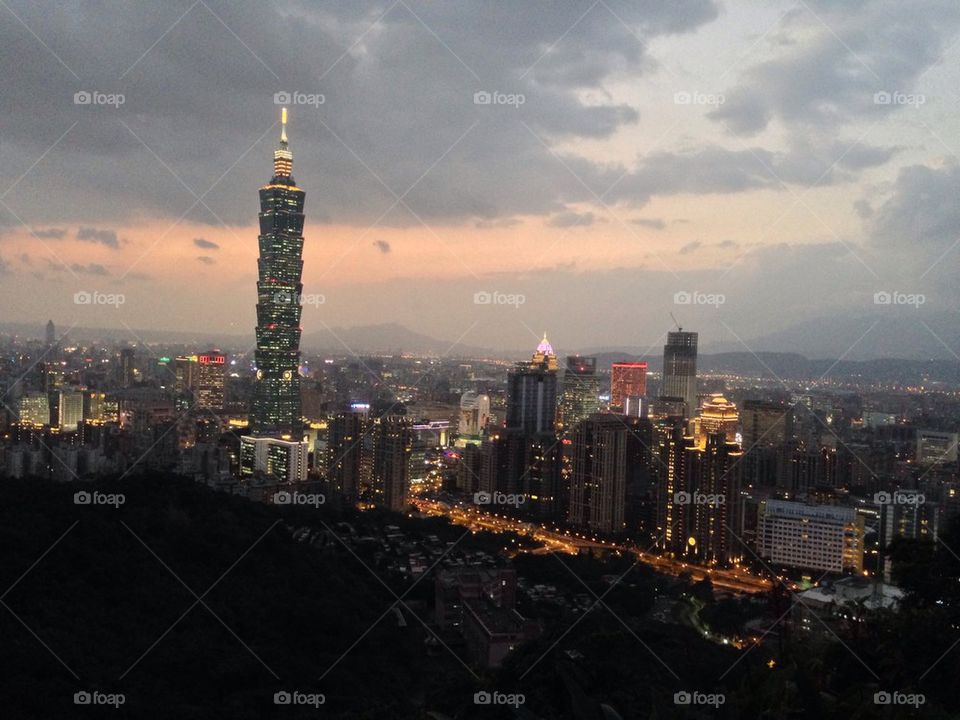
[412,497,773,594]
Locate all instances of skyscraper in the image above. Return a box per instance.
[568,413,650,535]
[557,355,600,434]
[249,107,305,439]
[119,348,136,388]
[661,330,698,417]
[45,319,55,346]
[694,393,739,446]
[326,411,366,505]
[196,350,226,410]
[506,334,558,435]
[370,415,413,511]
[610,361,647,412]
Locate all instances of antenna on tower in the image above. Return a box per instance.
[669,312,682,332]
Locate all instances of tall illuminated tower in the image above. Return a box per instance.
[661,330,698,417]
[250,107,305,439]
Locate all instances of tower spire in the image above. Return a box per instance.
[273,106,293,179]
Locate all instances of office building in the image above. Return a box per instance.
[757,500,864,574]
[370,415,413,511]
[119,348,136,388]
[916,429,958,465]
[16,392,50,426]
[249,108,306,439]
[57,390,84,431]
[695,394,739,445]
[506,334,558,435]
[661,330,698,417]
[610,361,648,411]
[684,433,743,565]
[457,391,491,446]
[558,355,600,433]
[239,435,308,482]
[196,350,227,410]
[568,414,650,535]
[326,411,366,505]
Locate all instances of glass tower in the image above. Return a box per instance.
[250,108,305,439]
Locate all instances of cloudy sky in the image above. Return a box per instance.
[2,0,960,357]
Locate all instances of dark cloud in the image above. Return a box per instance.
[70,262,109,275]
[869,161,960,248]
[475,218,522,229]
[709,0,960,135]
[631,218,666,230]
[196,256,216,265]
[193,237,219,250]
[678,240,702,255]
[372,240,391,254]
[33,228,67,239]
[0,0,719,227]
[76,227,119,248]
[546,211,595,228]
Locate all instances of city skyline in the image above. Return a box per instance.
[3,3,960,718]
[2,1,960,356]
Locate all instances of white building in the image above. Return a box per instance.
[239,436,309,482]
[757,500,864,574]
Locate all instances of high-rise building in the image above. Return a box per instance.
[326,411,366,505]
[249,107,305,439]
[57,390,84,431]
[568,414,650,535]
[196,350,226,410]
[683,433,744,565]
[239,435,308,483]
[661,330,698,417]
[757,500,864,574]
[119,348,136,388]
[457,391,491,446]
[174,355,198,395]
[557,355,600,434]
[16,392,50,426]
[370,415,413,511]
[695,394,739,446]
[45,319,55,346]
[506,334,558,435]
[742,399,791,448]
[610,361,648,411]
